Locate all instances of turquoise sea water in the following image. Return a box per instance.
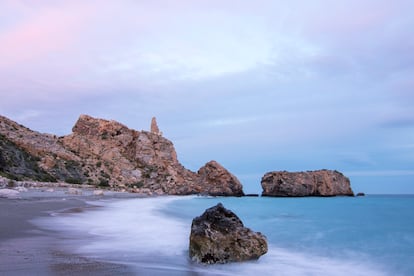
[37,195,414,275]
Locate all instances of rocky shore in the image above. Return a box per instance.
[1,114,355,197]
[0,115,244,196]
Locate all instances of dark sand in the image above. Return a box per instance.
[0,196,135,275]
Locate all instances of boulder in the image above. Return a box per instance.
[197,161,244,196]
[261,169,354,197]
[356,192,365,196]
[189,203,267,264]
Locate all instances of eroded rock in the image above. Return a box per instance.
[189,203,267,264]
[0,114,245,196]
[150,117,161,135]
[197,161,244,196]
[261,170,354,197]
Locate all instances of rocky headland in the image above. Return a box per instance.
[0,115,244,196]
[261,170,354,197]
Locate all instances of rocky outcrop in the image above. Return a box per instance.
[261,170,354,197]
[150,117,161,135]
[0,115,84,183]
[0,133,56,182]
[196,161,244,196]
[0,114,244,196]
[189,203,267,264]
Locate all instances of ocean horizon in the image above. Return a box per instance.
[33,194,414,275]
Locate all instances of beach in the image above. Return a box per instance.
[1,189,414,275]
[0,190,136,276]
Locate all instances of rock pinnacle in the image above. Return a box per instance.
[150,117,161,135]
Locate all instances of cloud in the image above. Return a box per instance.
[0,2,95,68]
[97,13,275,82]
[1,1,414,193]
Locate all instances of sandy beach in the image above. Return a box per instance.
[0,191,136,276]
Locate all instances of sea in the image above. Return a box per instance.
[35,195,414,275]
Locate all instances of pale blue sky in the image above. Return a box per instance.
[1,1,413,193]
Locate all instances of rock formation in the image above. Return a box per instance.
[150,117,161,135]
[261,170,354,197]
[197,161,244,196]
[189,203,267,264]
[0,132,56,182]
[0,114,244,196]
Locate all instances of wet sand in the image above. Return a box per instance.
[0,196,135,275]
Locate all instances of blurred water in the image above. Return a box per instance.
[36,195,414,275]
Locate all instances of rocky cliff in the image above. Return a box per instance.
[0,114,244,196]
[0,133,56,182]
[261,170,354,197]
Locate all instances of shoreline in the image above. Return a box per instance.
[0,191,210,275]
[1,187,411,275]
[0,193,136,275]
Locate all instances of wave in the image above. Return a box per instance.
[35,196,389,275]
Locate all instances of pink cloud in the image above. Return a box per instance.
[0,3,95,69]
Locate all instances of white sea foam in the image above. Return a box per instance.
[37,196,190,258]
[216,246,388,276]
[0,188,20,198]
[35,196,390,275]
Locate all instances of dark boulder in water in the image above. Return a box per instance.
[189,203,267,264]
[356,192,365,196]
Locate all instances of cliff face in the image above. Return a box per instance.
[0,133,56,182]
[0,114,244,196]
[261,170,354,197]
[0,115,81,183]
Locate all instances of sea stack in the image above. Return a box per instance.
[189,203,267,264]
[261,169,354,197]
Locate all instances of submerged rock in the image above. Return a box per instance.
[261,169,354,197]
[189,203,267,264]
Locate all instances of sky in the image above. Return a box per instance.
[0,0,413,194]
